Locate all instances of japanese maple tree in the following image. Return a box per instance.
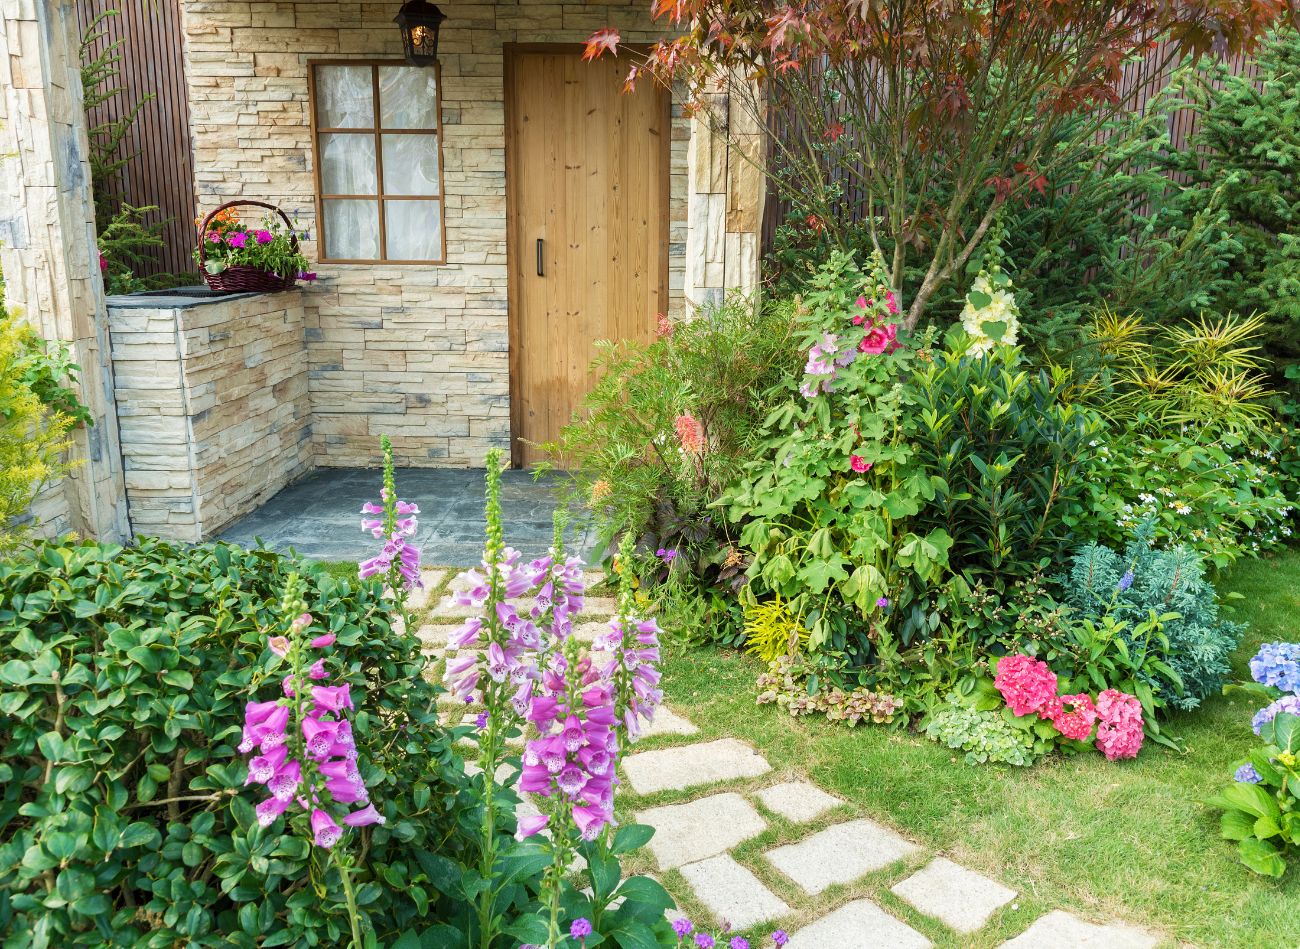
[588,0,1292,328]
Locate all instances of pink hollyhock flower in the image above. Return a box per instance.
[1042,692,1098,741]
[885,290,899,314]
[99,252,108,272]
[310,808,342,848]
[993,654,1057,717]
[675,413,706,454]
[859,322,899,355]
[850,454,872,473]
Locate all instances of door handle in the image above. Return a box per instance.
[536,238,544,277]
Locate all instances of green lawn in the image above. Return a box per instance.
[649,549,1300,947]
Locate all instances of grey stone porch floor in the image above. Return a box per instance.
[217,467,596,566]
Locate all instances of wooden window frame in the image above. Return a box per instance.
[307,59,448,265]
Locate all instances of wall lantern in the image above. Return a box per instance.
[395,1,447,67]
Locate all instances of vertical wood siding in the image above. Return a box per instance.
[77,0,196,276]
[761,47,1257,254]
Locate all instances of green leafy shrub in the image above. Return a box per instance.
[546,293,799,644]
[923,697,1039,767]
[1062,529,1244,712]
[1209,711,1300,878]
[1080,431,1293,568]
[0,292,76,553]
[0,537,482,947]
[906,343,1105,586]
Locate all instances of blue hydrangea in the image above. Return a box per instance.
[1249,641,1300,694]
[1234,763,1262,784]
[1252,694,1300,736]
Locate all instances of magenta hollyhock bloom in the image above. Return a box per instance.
[850,454,872,473]
[310,808,342,848]
[516,813,550,838]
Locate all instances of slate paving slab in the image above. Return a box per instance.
[891,857,1016,934]
[754,781,842,823]
[405,569,447,609]
[678,854,791,931]
[1000,910,1158,948]
[765,818,920,895]
[636,793,767,869]
[785,899,931,949]
[622,738,772,794]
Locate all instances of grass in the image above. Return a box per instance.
[647,548,1300,947]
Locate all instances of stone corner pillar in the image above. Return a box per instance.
[683,72,765,311]
[0,0,130,542]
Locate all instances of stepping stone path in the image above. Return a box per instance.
[765,818,921,895]
[622,738,771,794]
[891,857,1016,934]
[1001,910,1159,948]
[678,854,791,930]
[637,793,767,870]
[415,565,1163,946]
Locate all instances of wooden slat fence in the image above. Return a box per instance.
[761,45,1258,254]
[76,0,196,277]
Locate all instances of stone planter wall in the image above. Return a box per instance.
[107,288,311,541]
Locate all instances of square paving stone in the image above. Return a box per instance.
[429,594,474,619]
[641,706,700,738]
[405,569,447,610]
[636,792,767,869]
[786,899,931,949]
[622,738,771,794]
[679,854,791,931]
[891,857,1015,934]
[1000,910,1158,948]
[755,781,842,823]
[765,818,920,895]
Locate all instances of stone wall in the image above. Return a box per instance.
[107,289,311,540]
[178,0,761,469]
[0,0,129,539]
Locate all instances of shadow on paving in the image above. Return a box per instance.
[217,467,597,567]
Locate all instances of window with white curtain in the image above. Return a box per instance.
[310,62,445,263]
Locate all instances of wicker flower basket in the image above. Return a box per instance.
[198,200,301,294]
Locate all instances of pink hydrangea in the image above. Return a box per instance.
[993,654,1057,717]
[1094,688,1144,760]
[1042,692,1098,741]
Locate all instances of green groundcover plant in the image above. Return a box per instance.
[0,537,478,947]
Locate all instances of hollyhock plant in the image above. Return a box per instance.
[993,654,1058,717]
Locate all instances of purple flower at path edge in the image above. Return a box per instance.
[694,934,715,949]
[730,939,749,949]
[570,918,593,940]
[1235,763,1262,784]
[474,711,488,729]
[771,933,789,947]
[672,917,694,938]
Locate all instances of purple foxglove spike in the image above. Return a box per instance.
[310,684,353,712]
[325,775,368,804]
[308,659,328,680]
[515,813,550,839]
[310,633,336,649]
[302,716,340,759]
[268,759,302,801]
[246,744,289,785]
[361,501,384,515]
[572,804,610,840]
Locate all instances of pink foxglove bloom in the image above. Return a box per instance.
[516,813,550,838]
[268,635,290,657]
[344,804,386,827]
[310,808,343,848]
[310,684,353,712]
[310,633,336,648]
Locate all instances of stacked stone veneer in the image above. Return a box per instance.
[107,290,311,540]
[178,0,762,469]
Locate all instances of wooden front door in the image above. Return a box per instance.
[505,47,670,467]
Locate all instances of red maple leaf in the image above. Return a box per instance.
[825,120,845,142]
[583,28,621,61]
